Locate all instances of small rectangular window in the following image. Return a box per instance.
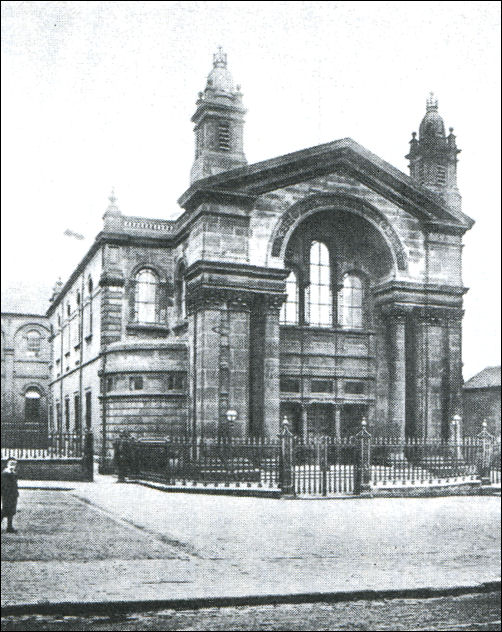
[129,376,144,391]
[64,397,70,432]
[344,381,365,395]
[74,394,81,433]
[167,372,186,390]
[85,391,92,430]
[280,376,301,393]
[106,377,114,392]
[311,379,333,393]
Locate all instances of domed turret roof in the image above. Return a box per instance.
[419,93,446,139]
[205,47,235,94]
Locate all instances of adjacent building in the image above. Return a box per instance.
[1,312,50,446]
[463,366,501,436]
[28,50,477,467]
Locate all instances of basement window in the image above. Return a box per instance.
[129,376,144,391]
[344,381,365,395]
[280,377,301,393]
[311,379,333,393]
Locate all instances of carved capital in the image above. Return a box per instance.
[254,293,286,316]
[413,306,463,326]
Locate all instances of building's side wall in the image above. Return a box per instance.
[463,387,501,436]
[48,248,103,456]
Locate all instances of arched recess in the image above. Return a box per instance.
[13,323,50,359]
[268,193,408,273]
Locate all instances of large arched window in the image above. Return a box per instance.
[338,273,364,328]
[280,271,299,325]
[135,269,158,323]
[25,330,41,357]
[25,389,41,425]
[307,241,332,327]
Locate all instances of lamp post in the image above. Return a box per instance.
[225,408,238,438]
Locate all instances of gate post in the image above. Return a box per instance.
[354,418,372,495]
[83,431,94,482]
[478,420,494,485]
[279,417,294,496]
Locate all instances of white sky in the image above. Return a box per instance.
[1,1,500,380]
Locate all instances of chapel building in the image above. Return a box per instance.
[45,50,474,468]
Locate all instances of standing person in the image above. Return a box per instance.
[1,458,19,533]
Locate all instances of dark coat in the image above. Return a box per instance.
[1,470,19,515]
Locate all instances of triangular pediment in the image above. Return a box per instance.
[179,138,473,232]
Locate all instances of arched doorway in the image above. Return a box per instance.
[23,388,48,448]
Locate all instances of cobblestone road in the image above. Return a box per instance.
[1,482,500,608]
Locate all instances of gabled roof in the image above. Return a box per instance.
[178,138,474,232]
[464,366,501,389]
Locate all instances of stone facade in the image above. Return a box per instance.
[40,53,474,467]
[1,312,50,445]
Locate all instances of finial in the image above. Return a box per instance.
[411,131,417,139]
[213,46,227,68]
[103,187,121,220]
[449,127,454,134]
[426,91,438,111]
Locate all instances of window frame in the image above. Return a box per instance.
[134,268,159,324]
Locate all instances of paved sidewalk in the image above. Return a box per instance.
[1,478,500,608]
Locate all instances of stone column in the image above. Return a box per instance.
[414,308,447,441]
[249,295,283,438]
[446,312,463,424]
[387,311,407,439]
[228,295,252,438]
[193,295,222,439]
[99,269,125,467]
[262,297,282,438]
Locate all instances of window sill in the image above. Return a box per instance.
[280,324,375,335]
[126,322,170,335]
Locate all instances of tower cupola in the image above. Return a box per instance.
[406,93,461,210]
[190,48,247,184]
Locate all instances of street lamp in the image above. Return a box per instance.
[225,408,238,437]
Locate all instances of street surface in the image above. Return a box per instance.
[1,593,500,630]
[1,481,500,631]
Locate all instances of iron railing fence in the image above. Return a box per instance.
[127,436,281,489]
[370,436,483,487]
[115,422,501,496]
[1,432,86,460]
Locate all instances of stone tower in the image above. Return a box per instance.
[190,48,247,184]
[406,93,461,211]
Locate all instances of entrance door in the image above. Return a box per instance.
[307,404,334,437]
[341,404,368,436]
